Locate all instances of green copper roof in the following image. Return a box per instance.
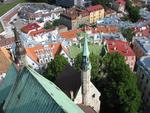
[3,65,84,113]
[0,64,18,104]
[83,36,90,57]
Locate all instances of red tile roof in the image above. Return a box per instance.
[60,29,82,40]
[105,39,135,56]
[87,4,104,12]
[116,0,125,4]
[21,23,40,33]
[25,43,61,63]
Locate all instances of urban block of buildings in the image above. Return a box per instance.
[137,56,150,106]
[103,39,136,71]
[133,37,150,59]
[60,5,104,29]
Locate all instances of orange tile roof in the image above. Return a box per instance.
[0,48,11,74]
[60,29,82,40]
[26,43,61,64]
[60,26,118,40]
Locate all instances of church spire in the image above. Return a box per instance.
[12,26,26,65]
[82,35,91,71]
[81,33,91,106]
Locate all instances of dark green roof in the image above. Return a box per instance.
[0,64,18,104]
[2,65,84,113]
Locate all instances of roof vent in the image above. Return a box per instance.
[114,47,117,50]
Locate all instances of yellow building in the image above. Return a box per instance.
[87,4,104,23]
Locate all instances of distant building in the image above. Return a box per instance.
[25,44,61,71]
[60,25,120,42]
[56,0,91,7]
[0,64,84,113]
[21,23,41,35]
[137,56,150,106]
[132,26,150,37]
[59,5,104,29]
[86,4,104,23]
[111,0,126,12]
[0,35,14,49]
[105,8,117,17]
[103,39,136,71]
[60,8,90,30]
[133,37,150,59]
[18,3,65,22]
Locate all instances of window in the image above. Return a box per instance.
[92,94,95,98]
[146,79,149,84]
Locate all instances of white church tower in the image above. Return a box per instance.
[74,33,101,112]
[81,36,91,105]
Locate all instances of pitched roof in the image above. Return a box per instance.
[25,43,61,63]
[106,39,135,56]
[0,36,14,47]
[0,48,11,75]
[55,64,81,98]
[2,65,84,113]
[0,64,18,104]
[21,23,40,33]
[60,29,82,40]
[87,4,104,12]
[29,29,47,36]
[60,26,118,40]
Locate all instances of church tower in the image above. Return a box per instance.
[81,36,91,105]
[12,27,26,65]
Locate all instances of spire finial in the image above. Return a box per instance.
[82,33,91,71]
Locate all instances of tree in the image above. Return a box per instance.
[126,0,141,22]
[45,55,68,82]
[99,52,141,113]
[74,52,101,81]
[121,28,135,42]
[92,0,110,9]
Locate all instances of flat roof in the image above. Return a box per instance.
[135,37,150,53]
[139,56,150,74]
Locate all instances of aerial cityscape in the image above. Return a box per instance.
[0,0,150,113]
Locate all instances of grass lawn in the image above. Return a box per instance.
[69,44,102,58]
[0,0,27,17]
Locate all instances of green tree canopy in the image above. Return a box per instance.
[99,52,141,113]
[121,28,135,42]
[92,0,110,9]
[125,0,141,22]
[74,52,101,81]
[45,55,68,82]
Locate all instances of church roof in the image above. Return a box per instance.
[55,64,81,98]
[2,65,84,113]
[0,64,18,104]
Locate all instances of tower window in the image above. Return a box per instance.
[92,94,95,98]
